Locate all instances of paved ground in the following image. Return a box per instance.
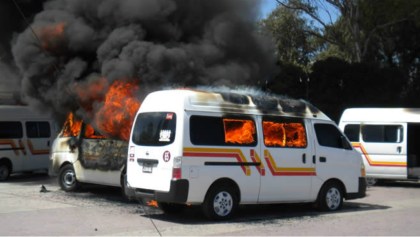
[1,173,420,236]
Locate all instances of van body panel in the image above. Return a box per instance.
[0,106,56,177]
[127,89,366,210]
[49,123,127,188]
[339,108,420,181]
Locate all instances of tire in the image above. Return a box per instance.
[58,164,79,192]
[0,163,11,181]
[366,177,377,186]
[316,181,343,211]
[158,202,186,214]
[202,184,238,220]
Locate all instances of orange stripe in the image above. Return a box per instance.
[264,150,316,176]
[352,142,406,167]
[183,147,251,175]
[26,140,49,155]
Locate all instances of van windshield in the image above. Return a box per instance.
[131,112,176,146]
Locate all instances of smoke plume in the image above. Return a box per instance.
[11,0,275,138]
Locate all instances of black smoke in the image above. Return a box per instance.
[11,0,276,132]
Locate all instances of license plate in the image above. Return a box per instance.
[142,163,153,173]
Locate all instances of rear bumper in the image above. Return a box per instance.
[346,177,367,200]
[125,179,189,203]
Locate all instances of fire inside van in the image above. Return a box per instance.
[126,89,367,220]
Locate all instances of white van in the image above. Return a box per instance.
[0,105,57,180]
[339,108,420,185]
[125,89,366,220]
[49,114,128,192]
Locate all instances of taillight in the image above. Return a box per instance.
[172,156,182,180]
[128,146,135,162]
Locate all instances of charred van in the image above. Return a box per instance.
[49,113,128,192]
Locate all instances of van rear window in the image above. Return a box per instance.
[131,112,176,146]
[190,116,257,146]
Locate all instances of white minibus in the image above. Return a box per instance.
[49,113,128,192]
[339,108,420,185]
[126,89,366,220]
[0,105,57,180]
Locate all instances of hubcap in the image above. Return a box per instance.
[63,170,76,187]
[213,191,233,217]
[326,187,341,210]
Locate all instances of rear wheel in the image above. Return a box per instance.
[366,177,377,186]
[58,164,79,192]
[202,184,238,220]
[317,181,343,211]
[0,163,11,181]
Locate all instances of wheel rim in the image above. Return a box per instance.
[366,178,377,186]
[62,170,76,187]
[213,191,233,217]
[325,187,341,210]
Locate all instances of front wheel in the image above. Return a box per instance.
[202,184,238,220]
[58,164,80,192]
[316,181,343,211]
[0,163,11,181]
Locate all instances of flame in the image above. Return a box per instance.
[38,22,66,52]
[224,119,256,144]
[62,112,105,139]
[147,200,159,208]
[62,112,82,137]
[95,79,141,141]
[263,121,307,147]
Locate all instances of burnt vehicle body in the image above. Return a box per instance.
[49,118,128,192]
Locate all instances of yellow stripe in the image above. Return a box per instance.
[265,150,316,173]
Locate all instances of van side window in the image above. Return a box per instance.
[362,125,403,143]
[0,122,23,138]
[26,122,51,138]
[190,116,257,146]
[132,112,177,146]
[262,116,307,148]
[315,123,351,149]
[344,124,360,142]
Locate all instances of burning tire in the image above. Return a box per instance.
[58,164,80,192]
[202,184,238,220]
[316,181,343,211]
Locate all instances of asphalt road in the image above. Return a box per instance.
[1,173,420,236]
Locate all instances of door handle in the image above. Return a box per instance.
[312,155,316,164]
[302,153,306,163]
[320,156,327,162]
[397,146,402,153]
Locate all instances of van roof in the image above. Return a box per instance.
[143,89,331,120]
[0,105,51,119]
[340,108,420,123]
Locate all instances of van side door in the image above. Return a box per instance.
[350,123,406,179]
[312,122,360,194]
[258,116,315,202]
[24,121,52,170]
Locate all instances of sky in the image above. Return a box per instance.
[259,0,339,23]
[260,0,278,18]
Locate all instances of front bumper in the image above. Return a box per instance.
[346,177,367,200]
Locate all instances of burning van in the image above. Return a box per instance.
[126,89,367,220]
[49,113,128,192]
